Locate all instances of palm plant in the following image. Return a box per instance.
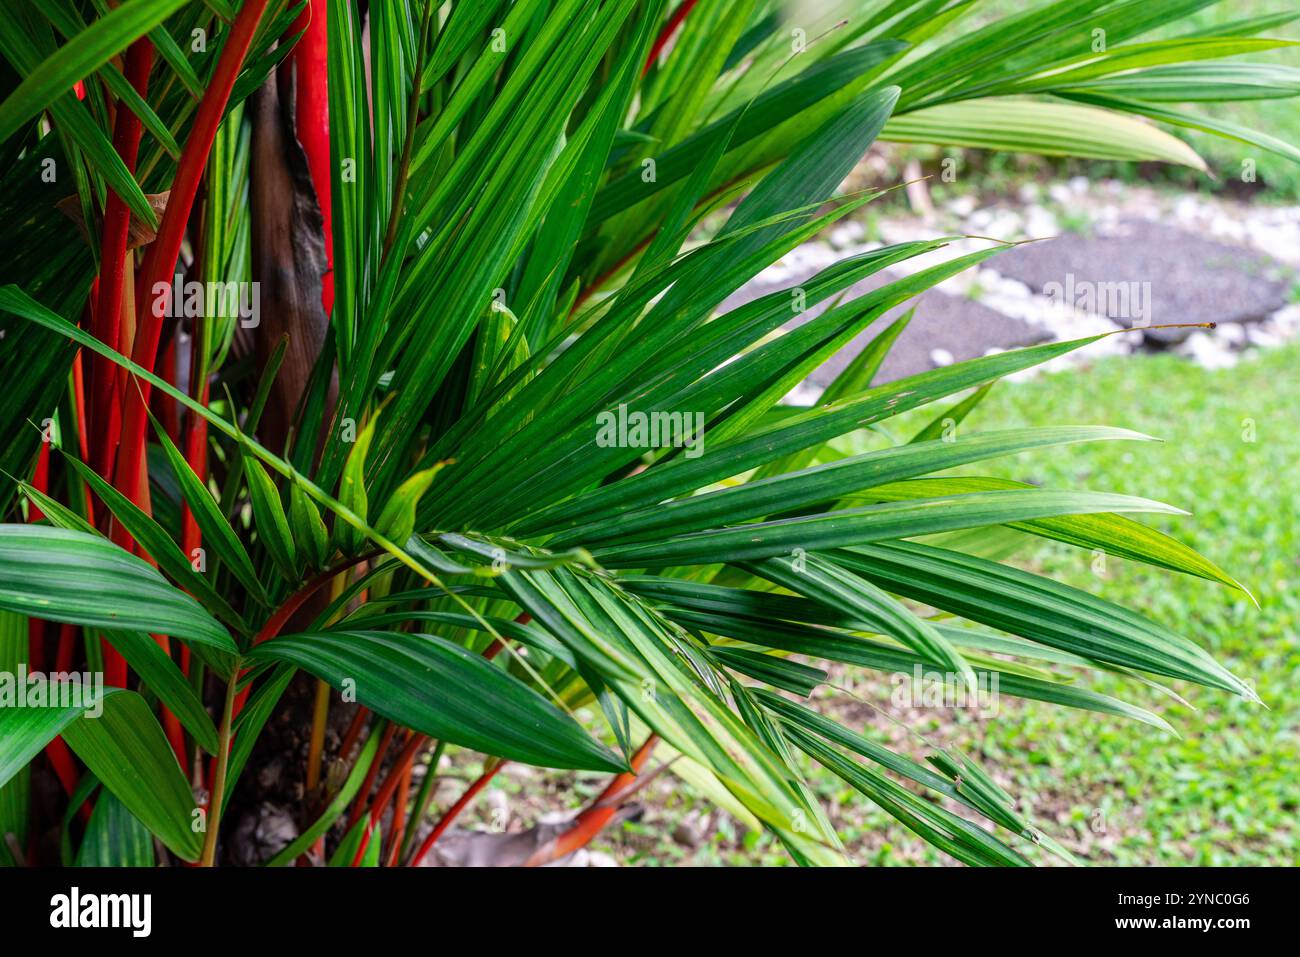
[0,0,1294,868]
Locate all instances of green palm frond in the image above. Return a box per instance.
[0,0,1292,867]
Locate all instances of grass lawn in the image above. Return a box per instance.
[578,340,1299,866]
[916,339,1300,866]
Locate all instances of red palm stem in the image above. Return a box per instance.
[345,722,397,831]
[408,762,506,867]
[384,762,413,867]
[642,0,699,75]
[231,551,375,718]
[523,734,659,867]
[114,0,271,521]
[337,706,370,763]
[90,38,152,482]
[350,731,426,865]
[287,0,333,312]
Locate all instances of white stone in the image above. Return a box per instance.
[947,195,977,218]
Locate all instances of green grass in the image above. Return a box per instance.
[936,340,1300,866]
[580,341,1300,866]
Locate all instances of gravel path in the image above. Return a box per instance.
[727,177,1300,389]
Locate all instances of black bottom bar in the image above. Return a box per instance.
[0,865,1287,944]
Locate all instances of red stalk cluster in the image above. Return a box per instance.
[114,0,271,526]
[29,4,272,857]
[90,39,152,486]
[35,0,649,869]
